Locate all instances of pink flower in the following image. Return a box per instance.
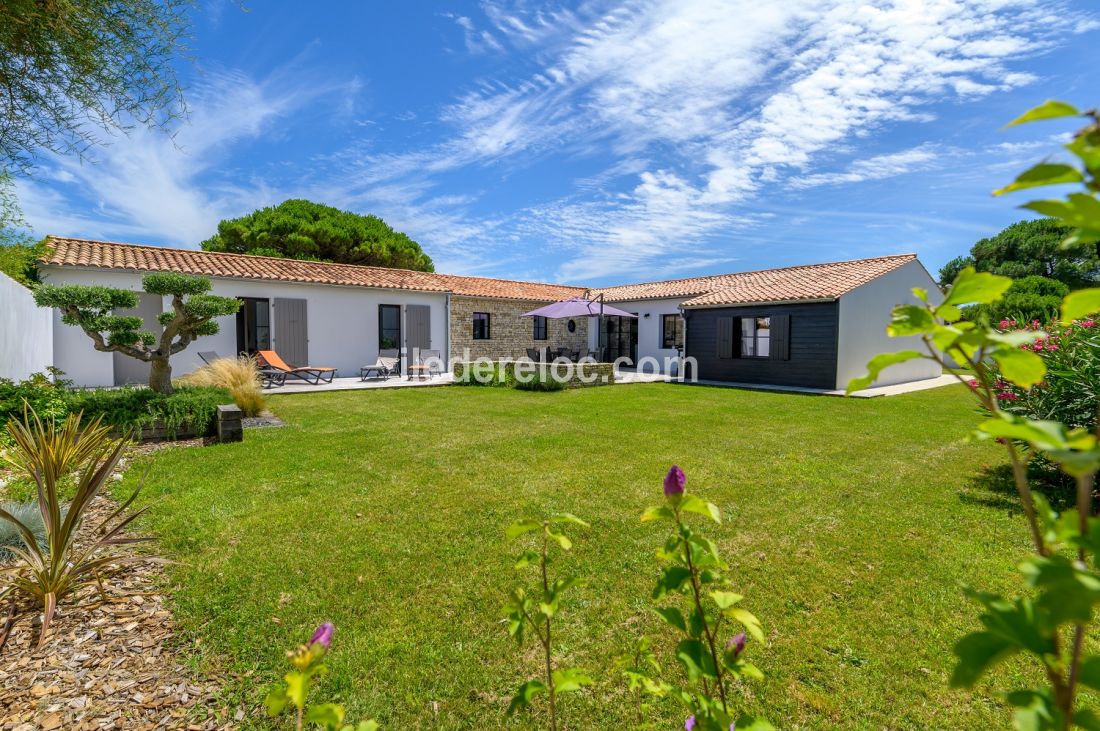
[966,379,979,391]
[685,716,695,730]
[727,632,747,658]
[999,319,1013,329]
[664,465,686,497]
[1082,320,1096,328]
[310,622,335,649]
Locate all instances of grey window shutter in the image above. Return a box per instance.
[717,316,733,359]
[273,298,308,366]
[770,314,790,361]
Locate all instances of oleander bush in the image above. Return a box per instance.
[178,356,266,417]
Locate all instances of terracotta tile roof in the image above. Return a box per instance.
[433,274,585,302]
[41,236,451,293]
[40,237,920,307]
[591,254,918,307]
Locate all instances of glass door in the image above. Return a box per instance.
[602,315,638,364]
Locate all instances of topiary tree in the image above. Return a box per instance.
[34,272,240,394]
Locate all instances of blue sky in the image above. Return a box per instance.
[16,0,1100,285]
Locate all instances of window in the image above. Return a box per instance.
[740,316,771,357]
[661,314,683,349]
[473,312,491,340]
[236,297,270,355]
[532,315,548,340]
[378,305,401,350]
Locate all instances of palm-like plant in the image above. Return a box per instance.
[0,409,150,650]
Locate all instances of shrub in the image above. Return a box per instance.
[454,361,514,387]
[964,275,1070,325]
[514,372,567,392]
[0,368,72,442]
[69,385,231,437]
[179,356,266,416]
[985,319,1100,431]
[0,409,150,649]
[0,501,56,561]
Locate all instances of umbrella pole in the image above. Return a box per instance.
[599,293,604,362]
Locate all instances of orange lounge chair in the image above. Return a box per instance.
[256,350,337,385]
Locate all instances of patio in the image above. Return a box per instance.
[266,366,673,394]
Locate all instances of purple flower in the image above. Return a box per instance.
[664,465,686,497]
[684,716,696,730]
[310,622,335,649]
[727,631,746,658]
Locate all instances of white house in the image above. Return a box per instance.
[27,237,941,391]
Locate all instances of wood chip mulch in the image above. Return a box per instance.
[0,442,243,731]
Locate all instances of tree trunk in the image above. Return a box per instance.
[148,357,173,394]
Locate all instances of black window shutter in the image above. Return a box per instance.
[770,314,790,360]
[717,316,733,359]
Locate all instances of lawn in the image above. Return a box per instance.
[120,382,1036,729]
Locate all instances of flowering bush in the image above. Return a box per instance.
[983,318,1099,433]
[265,623,379,731]
[630,466,772,731]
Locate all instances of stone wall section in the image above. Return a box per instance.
[450,296,589,361]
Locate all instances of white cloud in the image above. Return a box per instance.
[790,144,942,189]
[20,68,351,247]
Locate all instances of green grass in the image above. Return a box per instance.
[118,382,1038,729]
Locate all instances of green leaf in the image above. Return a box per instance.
[1074,709,1100,731]
[991,347,1047,388]
[546,529,572,550]
[551,667,593,694]
[1006,689,1061,731]
[943,267,1014,307]
[734,715,776,731]
[725,607,765,643]
[284,670,311,710]
[506,519,541,539]
[994,163,1084,196]
[264,686,290,717]
[679,495,721,523]
[641,505,676,522]
[1022,194,1100,240]
[507,679,548,714]
[1079,656,1100,693]
[950,631,1016,687]
[886,305,937,336]
[514,549,540,569]
[978,414,1069,452]
[1006,100,1080,127]
[847,350,925,394]
[710,590,744,609]
[676,638,718,680]
[653,566,692,599]
[304,703,346,729]
[354,722,380,731]
[1062,288,1100,322]
[549,512,589,527]
[653,606,687,632]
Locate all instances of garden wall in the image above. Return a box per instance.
[0,272,52,381]
[453,360,615,388]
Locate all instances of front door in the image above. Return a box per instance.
[602,315,638,364]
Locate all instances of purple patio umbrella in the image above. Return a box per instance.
[520,297,638,319]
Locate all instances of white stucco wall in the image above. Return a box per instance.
[40,266,449,387]
[0,272,53,381]
[834,259,943,390]
[602,297,686,372]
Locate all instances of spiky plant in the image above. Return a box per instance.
[179,356,266,416]
[0,502,52,561]
[0,409,150,650]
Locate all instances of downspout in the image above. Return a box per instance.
[445,292,452,373]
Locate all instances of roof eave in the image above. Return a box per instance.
[680,296,837,310]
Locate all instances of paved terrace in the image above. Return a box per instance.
[265,370,957,396]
